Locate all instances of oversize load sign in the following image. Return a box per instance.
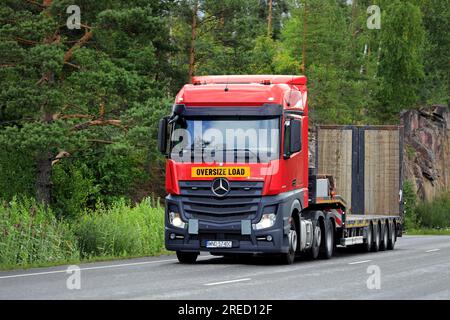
[191,167,250,177]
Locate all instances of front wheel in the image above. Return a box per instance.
[176,251,199,264]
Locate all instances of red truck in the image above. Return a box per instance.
[157,75,403,264]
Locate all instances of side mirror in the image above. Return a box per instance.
[290,119,301,154]
[158,117,168,154]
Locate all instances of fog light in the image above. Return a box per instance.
[169,233,176,240]
[266,235,273,242]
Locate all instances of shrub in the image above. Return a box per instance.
[0,197,79,268]
[75,197,165,258]
[415,192,450,229]
[403,181,419,230]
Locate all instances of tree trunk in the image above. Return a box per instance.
[300,0,307,74]
[36,150,53,204]
[35,0,54,206]
[267,0,273,37]
[188,0,198,81]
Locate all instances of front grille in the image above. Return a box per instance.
[179,180,263,221]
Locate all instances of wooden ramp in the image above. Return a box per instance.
[316,125,403,216]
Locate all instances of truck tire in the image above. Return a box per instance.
[319,218,334,259]
[363,224,373,252]
[176,251,199,264]
[308,219,321,260]
[282,217,298,265]
[387,223,396,250]
[380,223,388,251]
[372,223,380,252]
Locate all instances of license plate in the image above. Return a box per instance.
[191,167,250,178]
[206,240,233,248]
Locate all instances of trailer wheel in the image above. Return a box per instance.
[387,223,396,250]
[176,251,199,264]
[282,217,298,264]
[308,219,321,260]
[372,223,380,252]
[380,222,388,251]
[363,224,373,252]
[319,218,334,259]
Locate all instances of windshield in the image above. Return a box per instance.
[169,117,280,163]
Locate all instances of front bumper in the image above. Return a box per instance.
[165,194,293,254]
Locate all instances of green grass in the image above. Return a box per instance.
[404,228,450,236]
[0,197,166,270]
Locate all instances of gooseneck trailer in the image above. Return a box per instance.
[158,75,403,264]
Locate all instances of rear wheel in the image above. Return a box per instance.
[380,223,388,251]
[283,217,298,265]
[363,224,373,252]
[176,251,199,264]
[308,220,321,260]
[372,223,380,252]
[387,223,396,250]
[319,218,334,259]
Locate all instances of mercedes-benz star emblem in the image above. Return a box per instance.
[211,178,230,197]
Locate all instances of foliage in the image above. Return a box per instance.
[0,197,165,269]
[75,197,165,259]
[415,192,450,229]
[403,181,419,230]
[375,0,425,122]
[0,197,79,268]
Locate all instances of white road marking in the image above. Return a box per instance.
[0,256,210,280]
[204,278,251,286]
[348,259,372,265]
[426,249,440,253]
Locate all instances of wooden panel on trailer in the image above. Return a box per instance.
[316,125,402,217]
[317,129,353,210]
[364,129,400,215]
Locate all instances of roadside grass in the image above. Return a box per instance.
[404,228,450,236]
[0,197,167,271]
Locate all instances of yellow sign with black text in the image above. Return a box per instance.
[191,167,250,178]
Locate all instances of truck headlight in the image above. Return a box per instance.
[253,213,276,230]
[169,211,186,229]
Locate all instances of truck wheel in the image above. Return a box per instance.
[363,224,373,252]
[176,251,199,264]
[372,223,380,252]
[387,223,396,250]
[319,218,334,259]
[282,217,298,265]
[308,220,321,260]
[380,223,388,251]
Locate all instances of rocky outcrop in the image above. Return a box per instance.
[401,105,450,201]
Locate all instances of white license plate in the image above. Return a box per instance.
[206,240,233,248]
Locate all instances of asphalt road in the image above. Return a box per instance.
[0,235,449,300]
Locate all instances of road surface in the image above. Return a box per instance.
[0,235,449,299]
